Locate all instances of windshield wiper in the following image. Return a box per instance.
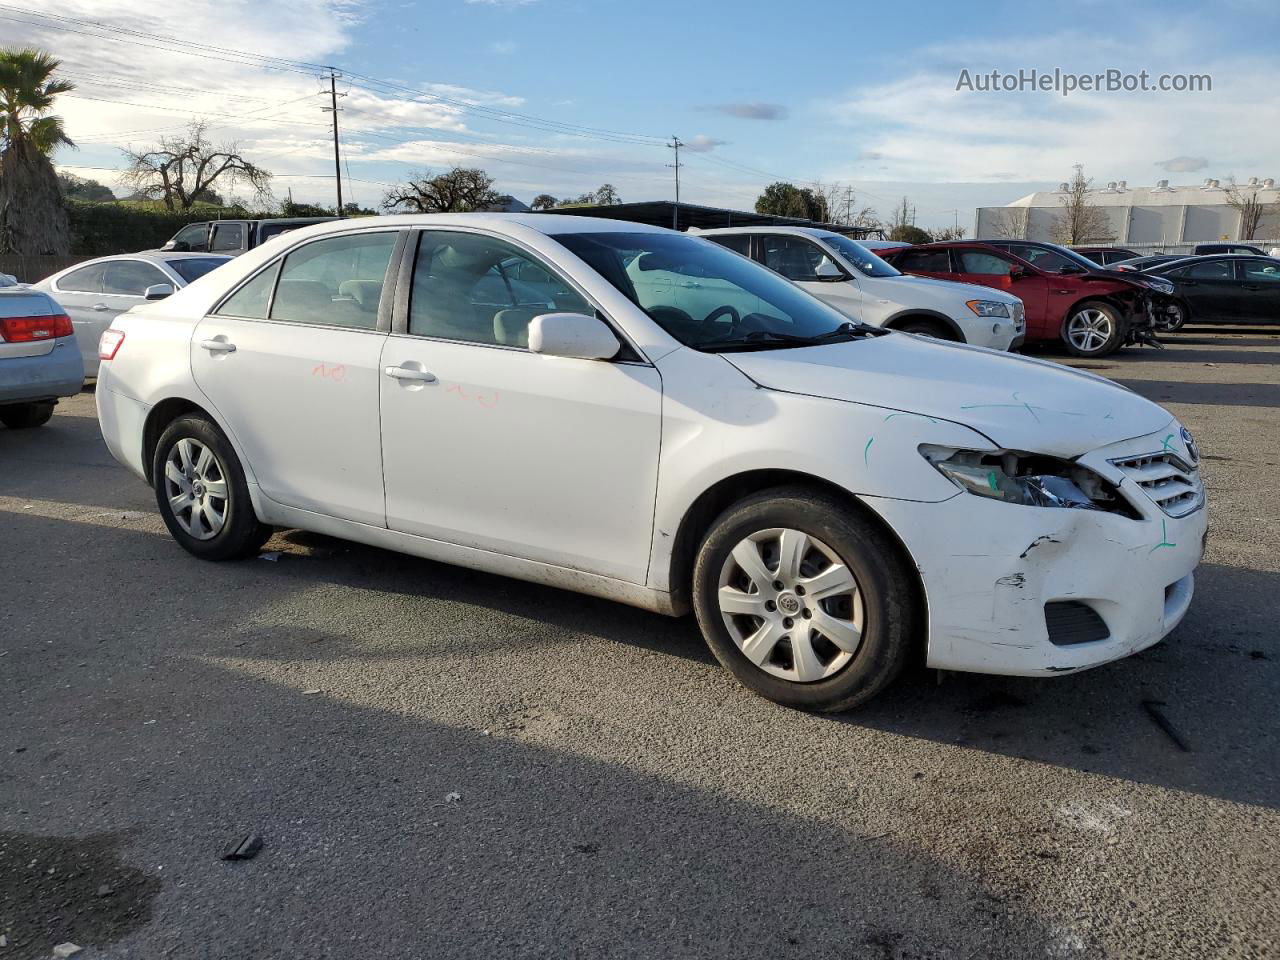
[694,321,869,352]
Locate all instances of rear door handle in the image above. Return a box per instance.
[1244,284,1262,290]
[199,338,237,353]
[92,303,109,312]
[384,365,437,383]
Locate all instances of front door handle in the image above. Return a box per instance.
[199,338,237,353]
[384,365,437,383]
[92,303,109,312]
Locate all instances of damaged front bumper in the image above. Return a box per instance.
[863,426,1207,676]
[1122,289,1171,348]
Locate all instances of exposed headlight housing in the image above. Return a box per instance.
[920,445,1136,516]
[1146,277,1175,295]
[966,299,1011,318]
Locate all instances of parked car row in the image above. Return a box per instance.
[877,239,1174,357]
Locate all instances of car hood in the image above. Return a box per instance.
[722,333,1172,458]
[886,273,1020,303]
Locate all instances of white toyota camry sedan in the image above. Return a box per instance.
[95,215,1207,711]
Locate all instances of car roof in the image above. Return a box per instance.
[695,225,837,239]
[54,251,232,269]
[267,212,676,239]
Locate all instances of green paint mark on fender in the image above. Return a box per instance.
[863,437,874,465]
[1161,433,1176,453]
[987,470,999,491]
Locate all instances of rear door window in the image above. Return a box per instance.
[269,232,398,329]
[896,249,952,273]
[209,222,246,253]
[708,234,751,256]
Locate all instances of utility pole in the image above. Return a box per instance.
[323,69,346,213]
[667,136,683,230]
[842,186,854,226]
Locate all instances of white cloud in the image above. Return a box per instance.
[821,24,1279,189]
[1155,156,1209,173]
[682,135,726,153]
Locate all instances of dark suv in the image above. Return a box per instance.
[881,239,1174,357]
[161,217,341,257]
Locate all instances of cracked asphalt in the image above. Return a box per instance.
[1,328,1277,959]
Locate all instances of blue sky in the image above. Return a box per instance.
[18,0,1280,227]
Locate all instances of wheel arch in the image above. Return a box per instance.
[879,309,965,342]
[141,395,255,486]
[666,469,927,658]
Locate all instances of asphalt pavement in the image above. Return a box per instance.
[1,328,1277,959]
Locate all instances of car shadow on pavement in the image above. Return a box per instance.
[0,535,1064,958]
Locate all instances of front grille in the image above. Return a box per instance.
[1111,451,1203,517]
[1045,601,1110,646]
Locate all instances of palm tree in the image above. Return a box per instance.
[0,48,75,255]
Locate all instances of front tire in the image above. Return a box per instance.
[691,486,917,712]
[152,415,271,560]
[0,401,55,429]
[1062,301,1124,357]
[897,318,956,340]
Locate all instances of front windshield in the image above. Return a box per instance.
[554,231,867,350]
[820,234,900,277]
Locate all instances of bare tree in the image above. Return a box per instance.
[1050,165,1110,244]
[529,193,558,211]
[1224,177,1277,240]
[593,183,622,205]
[121,121,271,210]
[986,205,1029,239]
[928,225,967,242]
[382,167,500,213]
[813,181,878,228]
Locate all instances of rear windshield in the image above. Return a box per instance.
[166,257,230,283]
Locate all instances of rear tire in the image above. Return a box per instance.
[0,401,55,429]
[691,486,917,712]
[152,414,272,561]
[1062,301,1124,357]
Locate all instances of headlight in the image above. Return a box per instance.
[966,299,1011,318]
[920,445,1135,515]
[1146,278,1174,294]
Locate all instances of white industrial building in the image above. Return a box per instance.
[975,178,1280,253]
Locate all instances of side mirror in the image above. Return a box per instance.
[144,283,175,301]
[1008,265,1027,280]
[166,240,189,252]
[815,260,845,280]
[529,312,620,361]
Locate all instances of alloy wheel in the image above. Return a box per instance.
[1066,308,1114,353]
[717,528,865,683]
[163,437,229,540]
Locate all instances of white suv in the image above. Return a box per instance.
[696,227,1024,349]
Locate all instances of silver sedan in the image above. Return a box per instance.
[34,252,231,378]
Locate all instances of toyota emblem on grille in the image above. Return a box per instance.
[1180,426,1200,464]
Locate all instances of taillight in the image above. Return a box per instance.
[99,328,126,361]
[0,313,73,342]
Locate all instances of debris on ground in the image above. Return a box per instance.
[444,792,461,803]
[258,551,281,562]
[220,834,263,861]
[52,944,82,958]
[302,689,321,695]
[1141,700,1191,752]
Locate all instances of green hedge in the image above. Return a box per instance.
[66,199,264,256]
